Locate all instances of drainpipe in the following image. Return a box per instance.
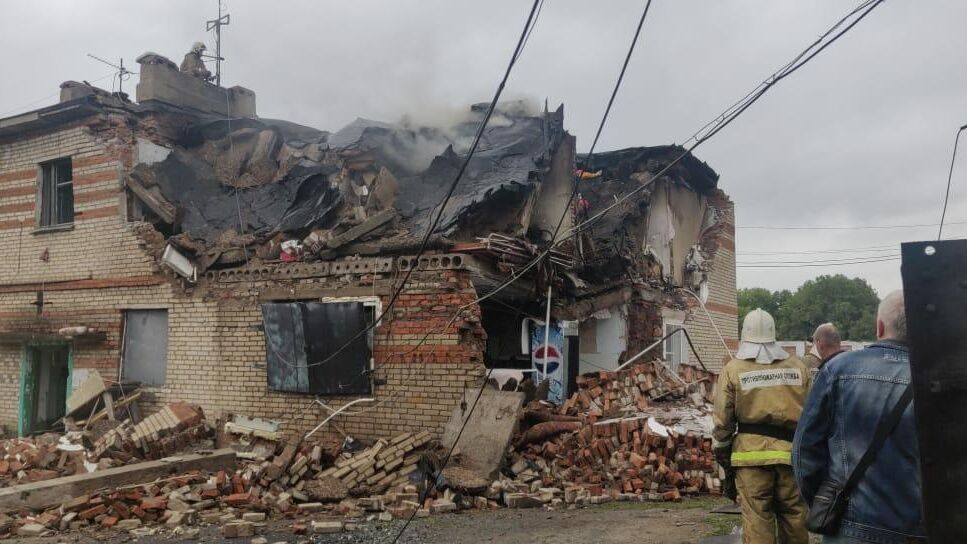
[542,285,552,380]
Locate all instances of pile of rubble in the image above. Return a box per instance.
[493,362,723,508]
[0,434,90,487]
[3,424,446,538]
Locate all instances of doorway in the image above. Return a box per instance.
[20,345,71,436]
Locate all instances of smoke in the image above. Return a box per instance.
[378,94,543,172]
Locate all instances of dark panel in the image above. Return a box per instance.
[122,310,169,386]
[901,239,967,541]
[262,302,371,396]
[304,302,372,395]
[262,303,309,393]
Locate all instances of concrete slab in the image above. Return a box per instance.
[441,389,524,479]
[0,449,236,511]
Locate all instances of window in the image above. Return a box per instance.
[39,158,74,228]
[262,300,375,395]
[121,310,169,386]
[663,322,686,371]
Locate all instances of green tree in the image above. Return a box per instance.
[738,287,794,337]
[738,288,778,335]
[779,275,879,341]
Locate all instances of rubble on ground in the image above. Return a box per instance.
[0,361,722,538]
[497,362,723,507]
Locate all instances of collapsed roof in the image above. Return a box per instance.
[130,102,566,253]
[122,99,721,289]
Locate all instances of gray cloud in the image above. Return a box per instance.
[3,0,966,296]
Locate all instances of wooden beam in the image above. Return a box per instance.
[322,209,397,253]
[126,175,177,224]
[0,449,236,511]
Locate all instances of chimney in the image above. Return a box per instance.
[134,52,256,117]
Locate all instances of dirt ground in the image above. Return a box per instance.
[11,498,741,544]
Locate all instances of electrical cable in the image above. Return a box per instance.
[359,0,885,405]
[560,0,885,242]
[0,72,117,117]
[308,0,886,496]
[739,220,967,231]
[737,256,900,268]
[938,124,967,239]
[271,0,543,372]
[737,253,900,265]
[391,2,654,542]
[739,244,896,255]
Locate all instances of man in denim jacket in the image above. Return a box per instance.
[793,290,926,543]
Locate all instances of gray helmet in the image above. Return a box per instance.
[191,42,207,54]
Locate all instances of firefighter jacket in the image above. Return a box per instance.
[713,354,811,467]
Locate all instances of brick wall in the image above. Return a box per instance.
[137,269,487,441]
[0,118,488,440]
[0,121,156,285]
[684,189,738,372]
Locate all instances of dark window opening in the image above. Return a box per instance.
[262,301,374,395]
[39,158,73,227]
[480,301,530,369]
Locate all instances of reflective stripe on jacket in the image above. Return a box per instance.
[713,355,811,467]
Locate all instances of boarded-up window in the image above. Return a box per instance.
[262,302,373,395]
[121,310,169,386]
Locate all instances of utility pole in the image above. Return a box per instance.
[206,1,230,87]
[86,54,133,94]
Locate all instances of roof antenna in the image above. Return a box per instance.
[86,54,134,95]
[205,1,230,87]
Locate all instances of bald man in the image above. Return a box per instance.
[812,322,844,369]
[793,291,925,543]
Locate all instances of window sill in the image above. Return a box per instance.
[31,223,75,235]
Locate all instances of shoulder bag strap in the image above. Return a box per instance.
[842,383,914,494]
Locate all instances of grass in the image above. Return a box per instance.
[597,495,732,512]
[704,513,741,537]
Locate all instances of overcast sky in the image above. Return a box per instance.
[3,1,966,297]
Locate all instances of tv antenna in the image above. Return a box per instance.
[205,1,230,86]
[86,54,135,94]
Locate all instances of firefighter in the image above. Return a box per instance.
[180,42,212,81]
[713,308,811,544]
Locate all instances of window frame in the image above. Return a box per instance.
[262,296,380,396]
[36,157,74,230]
[662,319,687,371]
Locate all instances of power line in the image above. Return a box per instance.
[560,0,885,242]
[737,253,899,265]
[739,244,896,255]
[737,256,900,268]
[271,0,543,372]
[938,124,967,239]
[0,72,116,117]
[739,220,967,231]
[392,2,654,542]
[433,0,886,321]
[681,0,878,146]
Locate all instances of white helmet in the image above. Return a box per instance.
[191,42,207,53]
[741,308,777,344]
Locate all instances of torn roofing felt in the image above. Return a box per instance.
[335,103,566,236]
[131,148,342,242]
[129,102,566,248]
[579,146,719,193]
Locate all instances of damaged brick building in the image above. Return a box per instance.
[0,52,737,439]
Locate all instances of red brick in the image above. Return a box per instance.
[78,504,107,520]
[224,493,252,506]
[140,497,167,511]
